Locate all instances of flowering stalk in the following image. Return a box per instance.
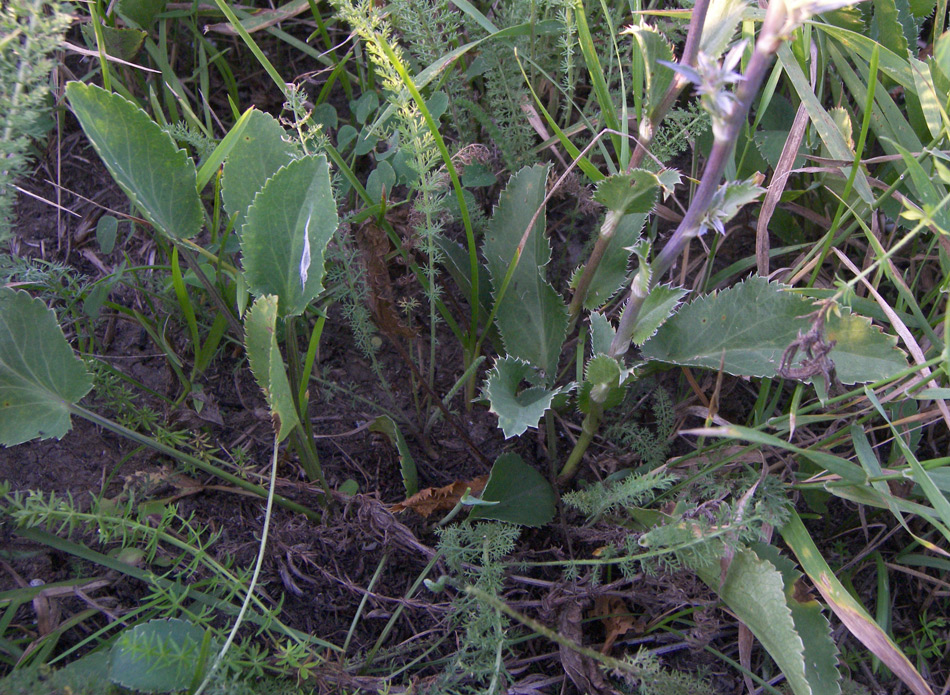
[607,0,790,359]
[567,0,711,330]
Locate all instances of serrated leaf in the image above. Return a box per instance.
[244,295,299,441]
[590,312,615,355]
[632,283,687,346]
[241,154,338,317]
[871,0,911,58]
[753,543,842,695]
[581,213,648,310]
[0,289,93,446]
[222,110,298,237]
[469,453,556,526]
[485,357,565,438]
[109,618,215,694]
[483,164,567,379]
[642,277,908,382]
[65,82,202,240]
[370,415,418,496]
[593,171,660,215]
[823,306,910,383]
[692,545,813,695]
[701,176,765,235]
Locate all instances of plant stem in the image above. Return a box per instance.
[557,405,601,483]
[285,316,330,499]
[561,2,790,479]
[69,404,320,520]
[609,1,788,359]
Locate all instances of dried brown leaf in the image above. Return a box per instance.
[390,476,488,518]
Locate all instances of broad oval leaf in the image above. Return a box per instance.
[0,288,92,446]
[485,356,566,439]
[109,618,216,694]
[241,154,338,316]
[221,109,298,236]
[641,277,908,383]
[244,295,299,442]
[469,453,556,527]
[483,164,567,381]
[65,82,202,240]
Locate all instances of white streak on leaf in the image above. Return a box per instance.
[299,210,312,290]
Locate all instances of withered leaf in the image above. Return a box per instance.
[593,595,637,655]
[390,476,488,518]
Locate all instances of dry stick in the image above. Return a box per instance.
[756,40,816,275]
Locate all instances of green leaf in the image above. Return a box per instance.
[641,277,908,383]
[632,283,687,346]
[370,415,418,496]
[589,312,615,355]
[578,354,625,413]
[699,0,749,57]
[782,512,935,695]
[579,212,648,310]
[776,44,875,204]
[65,82,203,240]
[626,25,675,118]
[109,618,215,694]
[483,164,567,380]
[0,289,93,446]
[80,24,146,61]
[222,109,298,237]
[244,295,299,441]
[117,0,167,29]
[367,161,396,204]
[593,171,660,215]
[485,356,566,438]
[241,154,338,317]
[753,543,842,695]
[692,545,813,695]
[96,215,118,254]
[469,453,556,526]
[870,0,911,58]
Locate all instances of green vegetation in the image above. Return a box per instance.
[1,0,949,692]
